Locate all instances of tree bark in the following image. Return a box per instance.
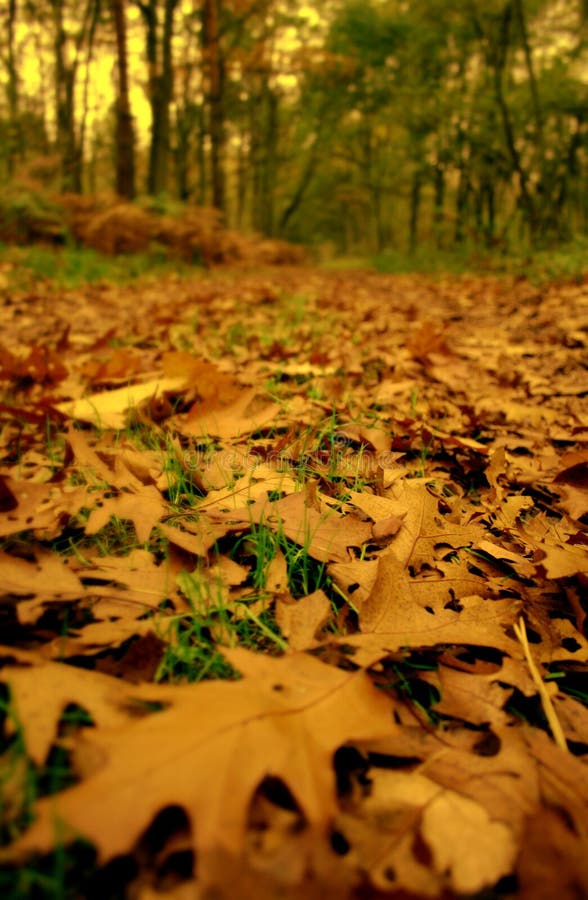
[433,160,445,247]
[260,86,278,234]
[278,116,326,235]
[52,0,80,191]
[5,0,22,175]
[513,0,543,147]
[409,169,421,253]
[202,0,226,214]
[137,0,177,196]
[112,0,136,199]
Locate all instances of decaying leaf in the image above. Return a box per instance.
[6,649,396,889]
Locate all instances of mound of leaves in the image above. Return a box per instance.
[0,266,586,899]
[0,169,306,268]
[0,183,67,246]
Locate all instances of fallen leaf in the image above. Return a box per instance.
[421,789,516,894]
[55,377,188,428]
[7,649,396,890]
[275,590,331,650]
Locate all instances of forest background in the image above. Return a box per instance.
[1,0,588,264]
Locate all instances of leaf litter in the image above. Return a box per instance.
[0,267,587,898]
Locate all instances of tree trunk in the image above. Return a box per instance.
[409,169,421,253]
[5,0,22,175]
[52,0,80,191]
[77,0,100,193]
[260,87,278,234]
[278,116,325,235]
[236,129,248,227]
[433,161,445,248]
[139,0,177,196]
[112,0,135,199]
[513,0,543,147]
[202,0,226,214]
[454,163,470,244]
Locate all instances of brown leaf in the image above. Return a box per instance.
[382,480,484,571]
[275,590,331,650]
[210,491,373,563]
[85,485,167,544]
[0,548,83,600]
[421,790,516,894]
[534,544,588,579]
[347,554,520,665]
[7,650,396,889]
[55,377,187,428]
[0,477,87,540]
[0,647,138,765]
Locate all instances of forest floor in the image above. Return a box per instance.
[0,260,587,899]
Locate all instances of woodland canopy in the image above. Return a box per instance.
[1,0,588,256]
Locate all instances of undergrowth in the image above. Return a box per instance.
[0,243,195,290]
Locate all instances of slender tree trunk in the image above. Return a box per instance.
[202,0,226,214]
[250,98,263,229]
[236,130,248,227]
[157,0,176,192]
[140,0,158,193]
[260,87,278,234]
[196,103,207,204]
[111,0,135,198]
[513,0,543,147]
[454,164,470,244]
[5,0,22,175]
[409,169,421,253]
[52,0,79,191]
[139,0,177,196]
[278,117,325,234]
[433,161,445,248]
[78,0,100,193]
[50,0,97,192]
[486,182,496,244]
[471,0,538,238]
[174,108,191,201]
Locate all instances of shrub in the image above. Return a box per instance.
[0,185,67,245]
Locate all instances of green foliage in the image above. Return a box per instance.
[372,246,475,275]
[0,187,67,246]
[371,236,588,282]
[0,243,190,289]
[155,566,286,684]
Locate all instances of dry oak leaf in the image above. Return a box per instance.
[201,462,299,511]
[426,663,514,728]
[55,376,187,429]
[555,483,588,521]
[0,647,138,766]
[70,548,179,609]
[275,589,331,650]
[84,484,167,544]
[340,768,515,895]
[158,519,228,558]
[534,543,588,579]
[0,476,87,540]
[0,548,83,601]
[178,385,280,441]
[344,554,521,666]
[475,538,536,579]
[66,427,167,492]
[383,481,484,571]
[7,648,396,889]
[39,618,162,660]
[329,555,488,616]
[421,789,516,894]
[209,491,373,564]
